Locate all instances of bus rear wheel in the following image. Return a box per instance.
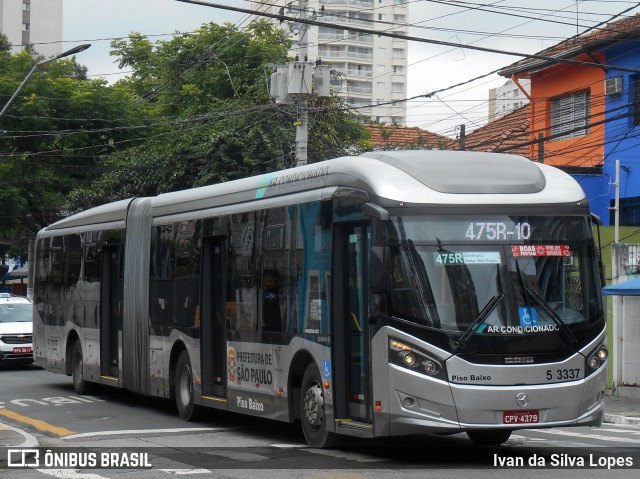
[300,363,339,448]
[467,429,512,446]
[175,350,200,421]
[71,340,95,395]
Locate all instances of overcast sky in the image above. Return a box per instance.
[62,0,640,137]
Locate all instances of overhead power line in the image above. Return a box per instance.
[175,0,640,74]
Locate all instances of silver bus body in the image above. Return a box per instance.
[33,151,607,446]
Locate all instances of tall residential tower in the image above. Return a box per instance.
[0,0,62,57]
[245,0,408,125]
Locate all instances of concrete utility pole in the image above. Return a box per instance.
[269,0,330,167]
[295,0,310,167]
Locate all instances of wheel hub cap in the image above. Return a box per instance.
[303,383,324,427]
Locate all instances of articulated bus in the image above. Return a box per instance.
[33,150,608,447]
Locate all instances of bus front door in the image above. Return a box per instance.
[333,223,372,423]
[201,237,227,399]
[100,245,121,379]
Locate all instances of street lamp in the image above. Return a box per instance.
[0,43,91,119]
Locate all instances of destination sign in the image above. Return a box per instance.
[434,251,501,265]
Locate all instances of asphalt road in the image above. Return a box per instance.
[1,365,639,478]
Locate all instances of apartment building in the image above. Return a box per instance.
[487,78,530,122]
[0,0,62,57]
[245,0,408,125]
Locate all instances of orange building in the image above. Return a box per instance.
[500,51,607,168]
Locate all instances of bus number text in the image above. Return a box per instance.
[546,368,581,381]
[465,222,531,241]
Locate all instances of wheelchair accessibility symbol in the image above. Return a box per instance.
[324,360,331,379]
[519,306,539,327]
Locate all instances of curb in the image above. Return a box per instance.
[603,413,640,428]
[0,421,39,448]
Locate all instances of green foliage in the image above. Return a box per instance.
[0,20,372,254]
[73,20,370,206]
[0,49,147,251]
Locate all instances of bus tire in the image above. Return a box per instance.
[300,363,339,448]
[175,350,200,421]
[71,341,95,395]
[466,429,512,446]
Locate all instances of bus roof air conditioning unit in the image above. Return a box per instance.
[605,77,623,96]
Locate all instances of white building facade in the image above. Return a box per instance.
[488,78,530,122]
[245,0,408,125]
[0,0,62,57]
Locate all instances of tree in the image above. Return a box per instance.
[0,48,149,253]
[71,21,371,208]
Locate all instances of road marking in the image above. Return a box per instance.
[596,427,640,434]
[532,428,640,444]
[0,409,75,437]
[207,450,269,462]
[63,427,222,440]
[37,470,107,479]
[158,470,211,475]
[304,448,389,463]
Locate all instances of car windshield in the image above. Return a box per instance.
[387,215,603,334]
[0,303,32,323]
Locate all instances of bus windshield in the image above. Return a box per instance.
[387,215,603,334]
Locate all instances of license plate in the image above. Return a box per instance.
[13,346,32,354]
[503,410,539,424]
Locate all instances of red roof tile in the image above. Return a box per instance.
[445,106,532,158]
[500,13,640,75]
[366,124,449,150]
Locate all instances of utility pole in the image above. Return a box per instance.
[295,0,310,167]
[269,1,330,167]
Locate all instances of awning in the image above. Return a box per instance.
[8,265,28,279]
[602,277,640,296]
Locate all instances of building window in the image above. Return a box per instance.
[392,82,404,93]
[392,48,405,58]
[633,76,640,126]
[22,23,30,31]
[393,65,403,74]
[550,91,590,140]
[23,2,30,11]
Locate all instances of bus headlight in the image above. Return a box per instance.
[401,351,417,367]
[422,359,440,376]
[585,343,608,375]
[389,338,446,380]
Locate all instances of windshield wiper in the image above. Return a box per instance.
[515,262,577,345]
[456,292,505,347]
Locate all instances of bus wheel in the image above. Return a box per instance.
[467,429,512,446]
[71,341,94,395]
[300,363,338,448]
[175,350,199,421]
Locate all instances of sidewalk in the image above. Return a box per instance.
[603,388,640,427]
[0,392,637,448]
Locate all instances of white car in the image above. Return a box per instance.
[0,293,33,365]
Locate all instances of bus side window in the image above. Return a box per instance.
[230,213,257,332]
